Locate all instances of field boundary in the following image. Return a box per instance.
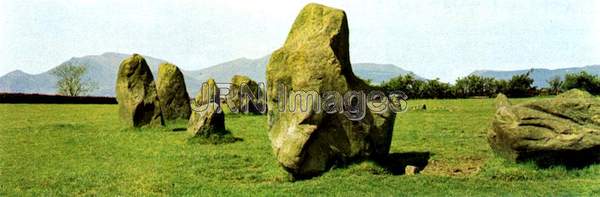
[0,93,117,104]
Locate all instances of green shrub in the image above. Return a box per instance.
[562,71,600,95]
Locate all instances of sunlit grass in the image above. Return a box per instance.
[1,98,599,195]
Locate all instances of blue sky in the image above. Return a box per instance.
[1,0,600,82]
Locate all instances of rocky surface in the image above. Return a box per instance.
[266,3,396,178]
[156,63,192,120]
[188,79,226,137]
[115,54,164,127]
[488,89,600,166]
[226,75,265,114]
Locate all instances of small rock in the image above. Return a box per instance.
[405,165,418,175]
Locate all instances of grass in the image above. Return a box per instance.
[1,98,599,196]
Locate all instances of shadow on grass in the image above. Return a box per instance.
[290,152,433,181]
[374,152,431,175]
[517,148,600,170]
[187,132,243,145]
[171,128,187,132]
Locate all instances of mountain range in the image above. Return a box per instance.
[471,65,600,88]
[0,52,419,96]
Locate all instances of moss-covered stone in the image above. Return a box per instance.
[156,63,192,120]
[556,88,594,99]
[115,54,164,127]
[188,78,227,137]
[195,78,220,106]
[266,3,396,178]
[495,93,510,108]
[226,75,265,114]
[188,103,226,137]
[488,89,600,166]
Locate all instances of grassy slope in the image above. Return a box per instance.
[1,98,599,196]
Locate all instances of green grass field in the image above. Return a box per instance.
[1,98,600,196]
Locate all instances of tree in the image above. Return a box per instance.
[51,65,97,96]
[453,75,496,98]
[423,78,452,99]
[381,73,425,99]
[493,79,510,96]
[546,76,563,95]
[507,69,535,97]
[453,77,470,98]
[562,71,600,95]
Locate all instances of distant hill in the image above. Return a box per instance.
[186,55,421,85]
[0,69,57,95]
[185,55,271,85]
[351,63,425,82]
[471,65,600,88]
[0,52,417,96]
[0,52,201,96]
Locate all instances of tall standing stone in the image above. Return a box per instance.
[226,75,265,114]
[266,3,396,178]
[156,63,192,120]
[115,54,164,127]
[188,78,226,137]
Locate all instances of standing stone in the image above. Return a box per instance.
[195,78,220,106]
[226,75,265,114]
[115,54,164,127]
[266,3,396,178]
[156,63,192,120]
[188,79,226,137]
[488,90,600,166]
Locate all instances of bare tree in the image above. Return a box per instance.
[51,65,97,96]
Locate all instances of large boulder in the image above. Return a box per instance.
[266,3,396,178]
[488,90,600,166]
[188,79,226,137]
[115,54,164,127]
[156,63,192,120]
[226,75,265,114]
